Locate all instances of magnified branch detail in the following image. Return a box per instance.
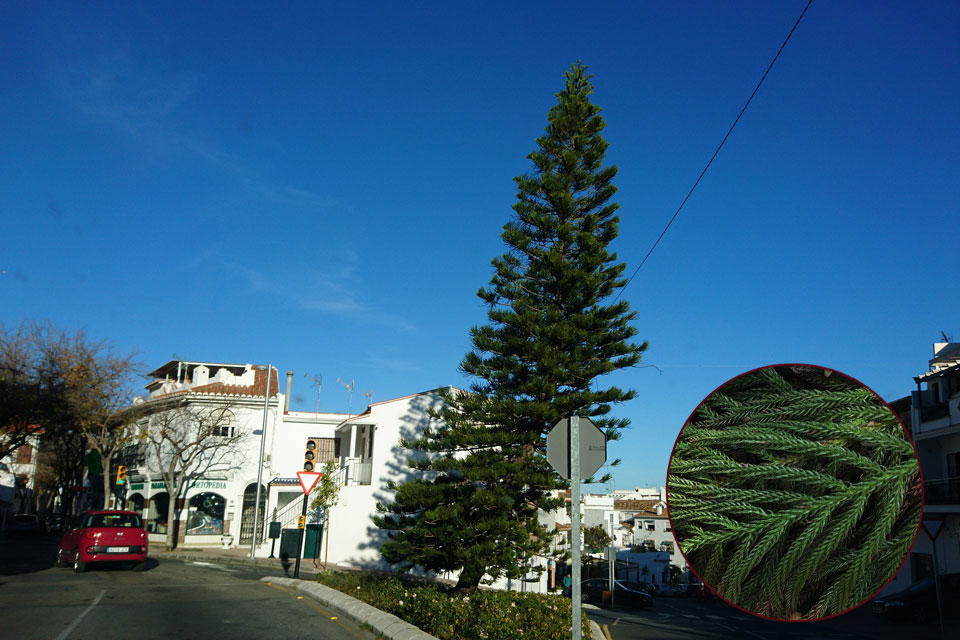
[667,366,921,620]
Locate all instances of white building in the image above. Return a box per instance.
[881,341,960,595]
[122,360,459,571]
[0,433,40,525]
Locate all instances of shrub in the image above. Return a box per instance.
[315,571,591,640]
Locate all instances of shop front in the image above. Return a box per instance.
[129,478,231,547]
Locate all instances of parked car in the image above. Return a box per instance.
[57,510,148,573]
[871,574,960,623]
[655,584,682,597]
[6,513,46,536]
[682,583,703,597]
[580,579,654,609]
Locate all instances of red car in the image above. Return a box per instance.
[57,510,148,573]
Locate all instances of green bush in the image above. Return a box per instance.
[315,571,591,640]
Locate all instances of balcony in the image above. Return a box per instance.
[920,403,951,422]
[924,477,960,505]
[331,458,373,487]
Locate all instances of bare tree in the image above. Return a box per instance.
[0,322,47,462]
[138,398,247,550]
[37,327,141,510]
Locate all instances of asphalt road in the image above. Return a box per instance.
[0,534,377,640]
[588,594,958,640]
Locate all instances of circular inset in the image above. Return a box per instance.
[666,364,922,621]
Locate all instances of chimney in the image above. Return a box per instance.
[285,371,294,413]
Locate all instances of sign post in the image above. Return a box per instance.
[547,416,607,640]
[294,471,322,579]
[922,518,946,640]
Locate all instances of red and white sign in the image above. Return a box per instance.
[297,471,322,495]
[922,518,944,541]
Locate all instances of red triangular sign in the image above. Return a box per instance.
[922,519,944,541]
[297,471,322,495]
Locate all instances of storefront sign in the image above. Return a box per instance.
[145,479,227,491]
[130,483,144,490]
[192,480,227,490]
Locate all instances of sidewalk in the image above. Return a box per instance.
[148,544,339,577]
[150,545,605,640]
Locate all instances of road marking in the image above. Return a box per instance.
[189,561,239,572]
[601,624,613,640]
[54,589,105,640]
[682,614,699,619]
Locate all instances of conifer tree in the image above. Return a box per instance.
[374,63,647,592]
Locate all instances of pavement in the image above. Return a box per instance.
[149,545,605,640]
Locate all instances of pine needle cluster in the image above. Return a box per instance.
[667,365,921,620]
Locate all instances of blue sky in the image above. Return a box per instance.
[2,1,958,491]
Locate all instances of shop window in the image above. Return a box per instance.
[150,493,169,534]
[186,492,225,535]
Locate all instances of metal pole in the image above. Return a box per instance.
[931,535,945,640]
[249,364,271,560]
[294,494,308,579]
[571,416,582,640]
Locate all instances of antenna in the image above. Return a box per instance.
[941,331,951,343]
[304,373,323,413]
[337,378,355,413]
[363,390,374,407]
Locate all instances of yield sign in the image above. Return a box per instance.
[922,519,944,541]
[297,471,322,495]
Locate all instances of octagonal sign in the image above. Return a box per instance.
[547,416,607,480]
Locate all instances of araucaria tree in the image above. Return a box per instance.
[375,63,647,592]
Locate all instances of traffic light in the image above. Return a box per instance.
[297,515,306,529]
[304,438,319,471]
[116,465,127,485]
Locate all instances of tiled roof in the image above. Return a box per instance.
[613,499,662,511]
[150,367,280,399]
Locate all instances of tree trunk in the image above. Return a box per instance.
[102,467,113,510]
[454,564,485,593]
[165,487,179,550]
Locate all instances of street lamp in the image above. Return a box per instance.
[250,364,272,560]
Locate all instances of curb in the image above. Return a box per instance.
[262,576,438,640]
[260,576,606,640]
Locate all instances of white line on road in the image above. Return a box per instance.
[189,561,239,572]
[54,589,105,640]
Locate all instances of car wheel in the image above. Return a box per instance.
[73,552,86,574]
[133,561,146,572]
[56,547,67,568]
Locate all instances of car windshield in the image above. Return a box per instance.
[86,513,142,528]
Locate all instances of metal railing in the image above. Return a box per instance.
[924,477,960,505]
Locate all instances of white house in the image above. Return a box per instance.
[0,433,40,525]
[879,341,960,595]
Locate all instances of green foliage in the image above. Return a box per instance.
[310,461,341,512]
[668,366,921,619]
[583,524,611,552]
[315,571,590,640]
[374,62,647,593]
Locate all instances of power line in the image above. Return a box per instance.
[615,0,814,301]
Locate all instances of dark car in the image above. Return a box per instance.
[580,578,654,609]
[57,510,148,573]
[6,513,46,536]
[871,574,960,623]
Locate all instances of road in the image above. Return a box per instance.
[0,533,376,640]
[588,594,957,640]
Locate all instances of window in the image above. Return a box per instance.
[16,444,32,463]
[90,513,143,528]
[211,409,236,437]
[186,492,225,535]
